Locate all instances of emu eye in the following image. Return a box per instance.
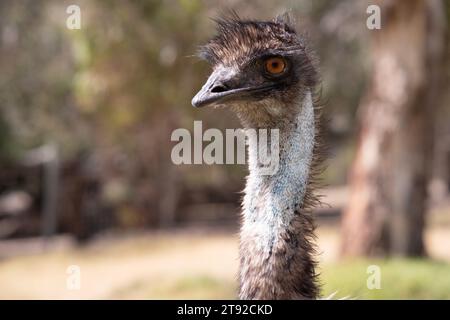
[264,57,286,75]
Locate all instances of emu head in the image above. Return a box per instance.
[192,14,317,125]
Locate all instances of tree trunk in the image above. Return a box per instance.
[341,0,447,257]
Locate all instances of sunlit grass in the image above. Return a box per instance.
[321,259,450,299]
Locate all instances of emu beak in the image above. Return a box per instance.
[191,66,240,108]
[192,66,275,108]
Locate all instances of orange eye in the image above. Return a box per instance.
[265,57,286,75]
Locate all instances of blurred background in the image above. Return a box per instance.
[0,0,449,299]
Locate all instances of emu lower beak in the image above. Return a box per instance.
[191,66,241,108]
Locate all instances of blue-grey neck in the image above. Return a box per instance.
[237,90,318,299]
[241,90,315,244]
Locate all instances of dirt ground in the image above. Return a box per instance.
[1,186,449,299]
[0,222,449,299]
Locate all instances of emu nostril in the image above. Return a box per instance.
[211,83,229,93]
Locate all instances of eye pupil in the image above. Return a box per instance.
[266,57,286,75]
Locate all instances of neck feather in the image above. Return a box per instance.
[238,91,320,299]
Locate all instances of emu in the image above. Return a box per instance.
[192,13,324,300]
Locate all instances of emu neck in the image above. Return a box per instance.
[238,91,319,299]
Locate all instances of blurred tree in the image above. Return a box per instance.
[342,0,448,256]
[2,0,418,238]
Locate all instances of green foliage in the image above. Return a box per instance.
[0,0,368,160]
[0,1,87,159]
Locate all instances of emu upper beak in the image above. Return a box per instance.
[191,66,241,108]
